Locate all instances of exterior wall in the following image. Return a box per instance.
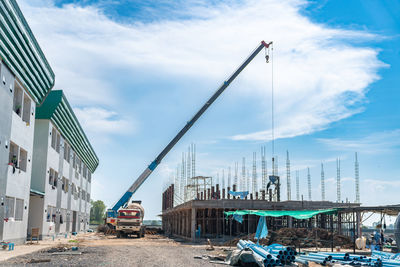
[29,120,93,237]
[0,62,16,241]
[0,62,36,243]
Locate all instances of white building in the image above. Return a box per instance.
[0,0,55,244]
[29,90,99,238]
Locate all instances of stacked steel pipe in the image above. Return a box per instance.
[237,240,296,266]
[236,240,400,267]
[297,252,385,267]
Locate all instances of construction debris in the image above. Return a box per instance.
[224,228,353,249]
[27,259,51,263]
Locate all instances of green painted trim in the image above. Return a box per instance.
[0,0,54,104]
[36,90,99,173]
[30,189,45,196]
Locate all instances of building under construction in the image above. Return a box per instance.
[162,183,361,241]
[161,148,369,242]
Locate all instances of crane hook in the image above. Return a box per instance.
[265,46,270,63]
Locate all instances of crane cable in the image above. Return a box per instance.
[271,44,274,158]
[265,43,275,171]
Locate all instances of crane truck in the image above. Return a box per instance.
[106,40,273,238]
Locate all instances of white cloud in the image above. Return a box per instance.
[18,0,384,143]
[318,129,400,154]
[73,107,134,136]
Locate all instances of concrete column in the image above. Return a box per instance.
[288,216,293,228]
[191,207,196,241]
[338,213,342,235]
[356,211,361,238]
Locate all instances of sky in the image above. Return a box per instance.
[18,0,400,223]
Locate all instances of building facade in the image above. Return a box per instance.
[0,0,98,243]
[0,0,55,244]
[29,90,98,239]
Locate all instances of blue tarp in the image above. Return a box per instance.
[255,216,268,240]
[228,190,249,199]
[233,214,243,223]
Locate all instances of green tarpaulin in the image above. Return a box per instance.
[224,209,337,220]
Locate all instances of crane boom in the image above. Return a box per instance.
[111,40,272,212]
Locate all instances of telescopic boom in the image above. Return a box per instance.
[111,40,272,212]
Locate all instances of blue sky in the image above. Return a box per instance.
[19,0,399,222]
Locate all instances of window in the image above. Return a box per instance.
[5,196,14,218]
[78,158,82,173]
[72,183,78,200]
[77,187,81,199]
[63,142,69,161]
[83,165,87,178]
[19,147,27,172]
[13,84,23,117]
[49,168,54,186]
[15,199,24,221]
[87,192,90,202]
[62,177,69,193]
[54,171,58,187]
[51,128,56,149]
[22,93,31,124]
[60,209,66,224]
[8,142,28,172]
[46,206,51,222]
[9,142,18,167]
[81,190,86,200]
[72,152,76,169]
[75,171,79,180]
[67,145,71,163]
[51,207,56,222]
[56,133,61,153]
[88,172,91,183]
[49,168,57,188]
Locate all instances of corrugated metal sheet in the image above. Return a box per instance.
[0,0,54,104]
[37,90,99,173]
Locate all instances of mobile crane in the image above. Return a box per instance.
[106,40,273,237]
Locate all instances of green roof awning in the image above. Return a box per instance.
[30,189,45,196]
[36,90,99,173]
[224,209,337,220]
[0,0,55,104]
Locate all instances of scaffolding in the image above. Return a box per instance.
[321,163,325,201]
[252,152,257,197]
[296,170,300,201]
[185,176,212,201]
[307,167,311,201]
[286,151,291,201]
[355,152,360,203]
[337,158,341,203]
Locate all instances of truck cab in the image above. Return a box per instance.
[116,201,145,238]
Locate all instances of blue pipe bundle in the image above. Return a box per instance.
[237,240,296,266]
[297,251,387,267]
[237,240,400,267]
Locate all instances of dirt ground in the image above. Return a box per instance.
[0,233,227,267]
